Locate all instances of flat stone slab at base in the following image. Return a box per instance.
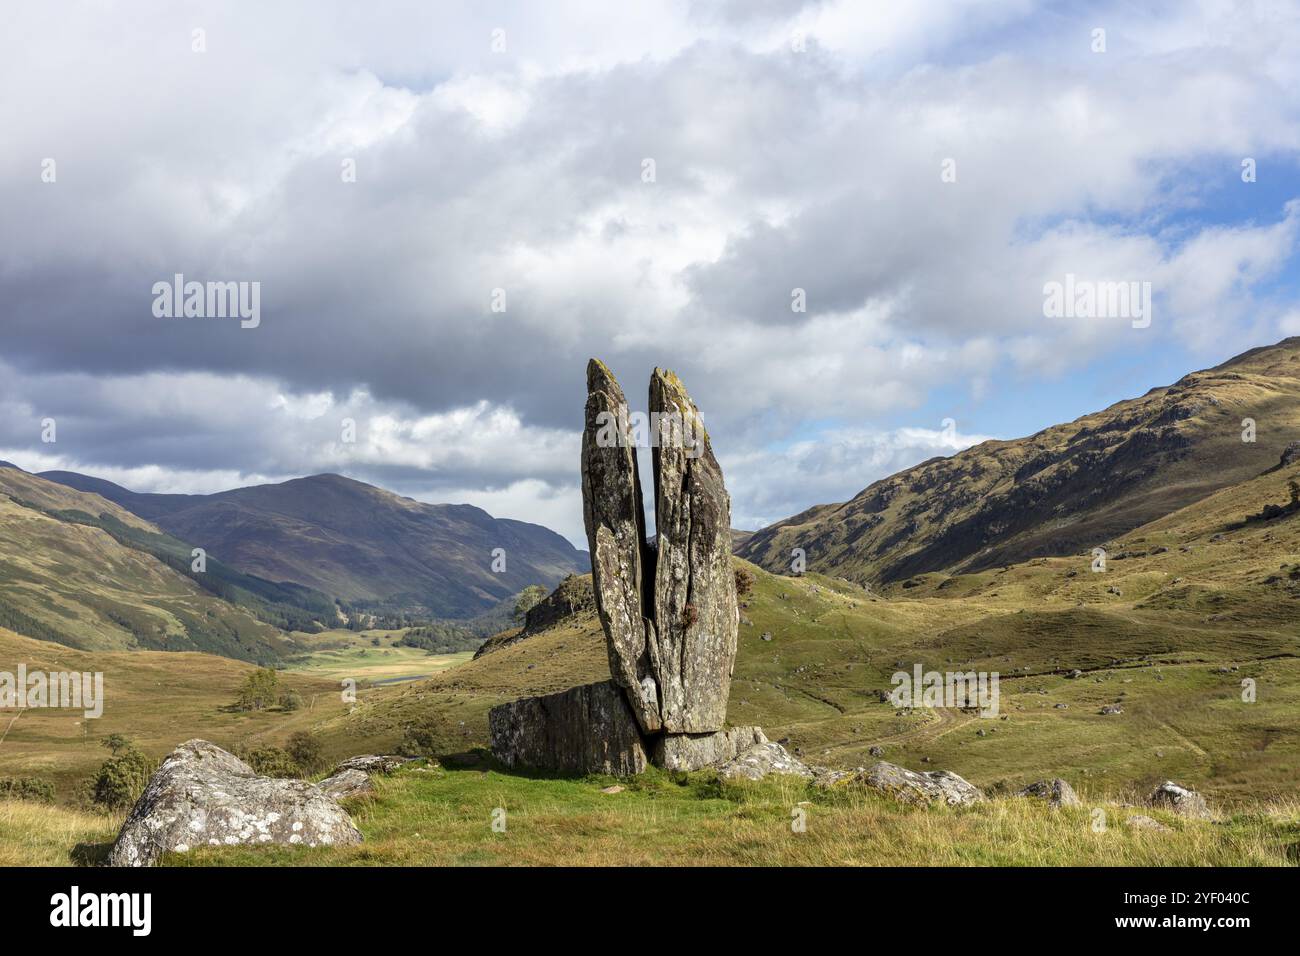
[652,726,767,771]
[108,739,362,867]
[490,679,648,777]
[718,742,812,781]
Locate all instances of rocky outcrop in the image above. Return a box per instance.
[582,360,661,733]
[108,740,362,867]
[1148,780,1211,819]
[652,726,767,772]
[856,761,983,807]
[1018,778,1080,808]
[474,575,598,659]
[718,742,812,781]
[489,679,648,776]
[649,368,739,733]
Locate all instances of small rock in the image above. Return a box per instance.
[600,785,625,795]
[1148,780,1211,819]
[1099,704,1123,715]
[1128,814,1170,832]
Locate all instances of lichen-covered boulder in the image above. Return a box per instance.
[649,367,739,733]
[1148,780,1211,819]
[652,726,767,771]
[107,739,361,867]
[582,360,662,733]
[718,742,812,781]
[1018,778,1081,808]
[857,761,983,807]
[489,679,648,776]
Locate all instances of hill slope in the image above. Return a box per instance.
[40,472,589,618]
[0,468,294,661]
[737,337,1300,583]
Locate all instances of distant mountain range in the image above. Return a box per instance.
[738,337,1300,583]
[37,471,589,618]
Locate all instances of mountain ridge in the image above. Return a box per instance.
[40,470,590,618]
[737,337,1300,583]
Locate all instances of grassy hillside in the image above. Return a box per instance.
[738,336,1300,584]
[0,628,345,797]
[41,471,589,618]
[310,462,1300,807]
[0,492,295,662]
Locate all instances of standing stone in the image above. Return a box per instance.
[649,368,739,733]
[581,359,662,733]
[489,679,648,776]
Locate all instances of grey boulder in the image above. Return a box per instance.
[108,739,361,867]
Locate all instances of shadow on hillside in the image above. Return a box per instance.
[433,747,579,781]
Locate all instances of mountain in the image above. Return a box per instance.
[40,471,589,618]
[738,337,1300,583]
[0,466,294,661]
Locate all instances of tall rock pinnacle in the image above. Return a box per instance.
[648,367,738,732]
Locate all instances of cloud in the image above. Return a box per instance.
[0,0,1298,544]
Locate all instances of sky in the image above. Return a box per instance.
[1,0,1298,547]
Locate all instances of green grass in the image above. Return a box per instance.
[156,763,1299,867]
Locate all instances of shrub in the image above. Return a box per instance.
[279,690,304,712]
[233,668,281,711]
[92,747,155,810]
[0,776,56,804]
[241,747,301,778]
[734,566,755,597]
[396,719,441,758]
[287,731,325,774]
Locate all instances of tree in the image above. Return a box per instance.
[100,733,133,755]
[1289,479,1300,506]
[513,585,548,621]
[234,668,281,712]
